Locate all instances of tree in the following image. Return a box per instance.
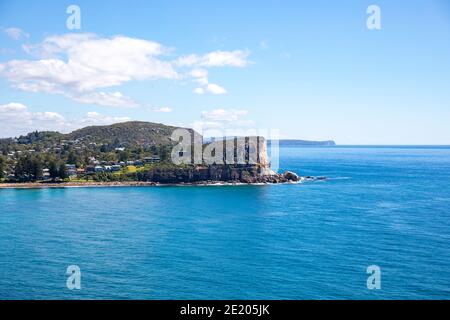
[83,155,90,166]
[118,151,128,162]
[160,145,172,162]
[14,155,33,181]
[59,163,68,180]
[113,138,120,148]
[100,144,108,153]
[67,151,77,165]
[31,158,43,181]
[49,160,59,180]
[0,157,5,179]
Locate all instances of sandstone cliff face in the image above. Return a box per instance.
[137,165,294,184]
[202,136,270,167]
[133,136,300,184]
[139,136,299,183]
[257,137,270,167]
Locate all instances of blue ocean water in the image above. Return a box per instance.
[0,146,449,300]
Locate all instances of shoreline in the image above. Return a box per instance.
[0,181,159,189]
[0,179,310,189]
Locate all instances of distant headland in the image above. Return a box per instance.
[269,139,336,147]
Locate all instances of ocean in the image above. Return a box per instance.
[0,146,449,299]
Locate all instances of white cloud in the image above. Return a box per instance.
[175,54,200,68]
[201,50,250,67]
[193,108,256,137]
[3,27,29,40]
[190,68,209,86]
[79,112,131,126]
[71,91,138,108]
[0,34,178,107]
[0,103,257,140]
[202,109,248,122]
[191,120,223,132]
[0,33,251,106]
[176,50,250,67]
[206,83,227,95]
[194,83,227,95]
[190,68,208,78]
[0,102,131,137]
[193,87,205,95]
[183,52,249,95]
[0,102,66,137]
[152,106,172,112]
[22,33,97,57]
[190,69,227,95]
[0,102,27,112]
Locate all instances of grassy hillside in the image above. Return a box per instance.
[1,121,197,148]
[0,121,200,181]
[66,121,195,147]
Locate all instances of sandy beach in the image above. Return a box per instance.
[0,181,160,189]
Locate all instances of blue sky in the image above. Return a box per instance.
[0,0,449,144]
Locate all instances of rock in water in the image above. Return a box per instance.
[283,171,300,182]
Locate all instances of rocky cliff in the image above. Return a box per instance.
[135,164,300,184]
[137,136,300,184]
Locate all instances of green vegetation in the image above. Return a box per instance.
[13,155,44,182]
[0,156,5,180]
[0,121,196,183]
[59,163,69,180]
[66,121,192,147]
[49,161,59,180]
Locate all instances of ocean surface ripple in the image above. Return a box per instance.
[1,146,449,299]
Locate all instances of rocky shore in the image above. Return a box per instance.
[133,165,303,184]
[0,172,326,189]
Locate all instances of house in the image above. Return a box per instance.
[43,168,50,181]
[68,170,77,177]
[65,164,77,177]
[111,165,122,172]
[77,168,86,175]
[115,147,125,152]
[144,156,161,163]
[126,161,134,166]
[134,160,143,166]
[86,166,95,174]
[94,165,104,173]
